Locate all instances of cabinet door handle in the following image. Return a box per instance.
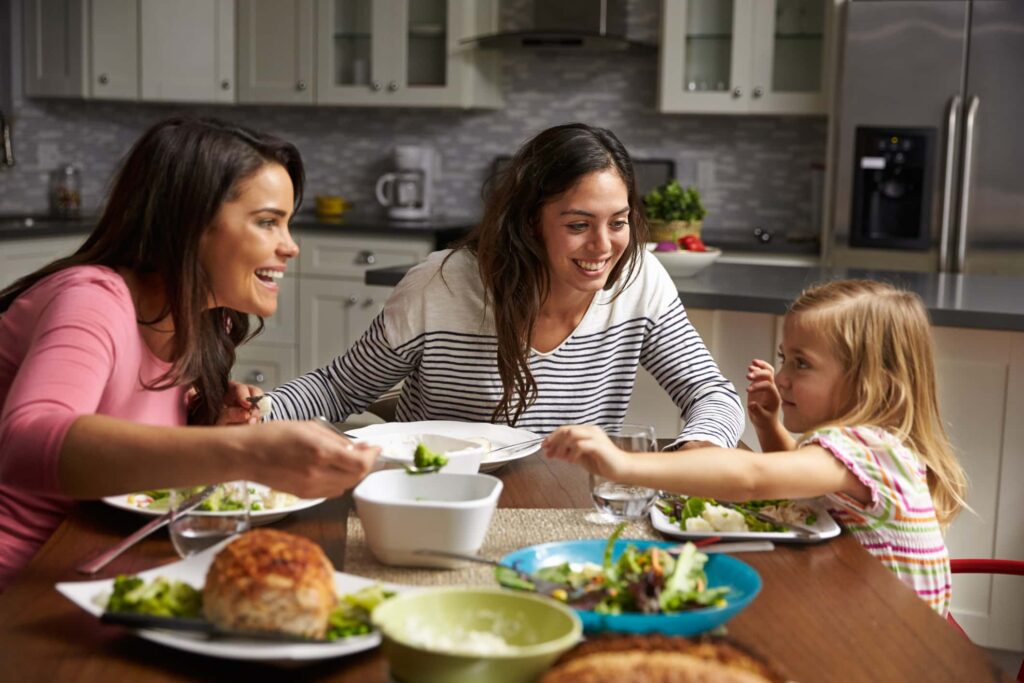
[297,80,307,91]
[371,81,382,91]
[346,295,359,305]
[357,251,377,265]
[752,87,763,98]
[364,298,375,306]
[98,73,109,85]
[246,370,266,385]
[387,81,398,92]
[221,79,231,90]
[732,87,743,99]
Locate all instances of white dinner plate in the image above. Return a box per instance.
[56,541,407,662]
[650,498,842,545]
[102,483,326,525]
[347,420,542,473]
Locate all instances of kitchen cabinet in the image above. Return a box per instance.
[22,0,88,97]
[315,0,501,108]
[237,0,315,105]
[140,0,235,103]
[658,0,834,115]
[629,306,1024,651]
[90,0,139,100]
[0,234,86,287]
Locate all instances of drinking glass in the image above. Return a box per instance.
[168,482,250,558]
[589,424,659,522]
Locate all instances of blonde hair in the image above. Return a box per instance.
[789,279,967,527]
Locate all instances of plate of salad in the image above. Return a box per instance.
[102,482,326,525]
[55,540,403,661]
[498,526,761,636]
[652,495,841,544]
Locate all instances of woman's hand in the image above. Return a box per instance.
[243,421,380,498]
[745,359,781,430]
[542,425,630,481]
[216,381,262,426]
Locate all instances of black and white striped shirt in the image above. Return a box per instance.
[270,249,743,448]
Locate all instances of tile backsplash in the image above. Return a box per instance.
[0,0,826,239]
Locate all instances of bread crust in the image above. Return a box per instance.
[203,529,336,638]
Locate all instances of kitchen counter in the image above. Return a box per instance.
[365,261,1024,332]
[0,212,476,246]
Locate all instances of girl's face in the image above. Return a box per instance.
[538,169,632,299]
[200,163,299,317]
[775,312,847,432]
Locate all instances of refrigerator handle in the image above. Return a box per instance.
[954,95,981,274]
[938,95,961,272]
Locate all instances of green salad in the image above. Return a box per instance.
[496,524,729,615]
[126,483,297,513]
[658,495,817,533]
[325,585,395,640]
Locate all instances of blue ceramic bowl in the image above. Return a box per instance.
[501,539,761,636]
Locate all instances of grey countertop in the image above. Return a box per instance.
[365,261,1024,333]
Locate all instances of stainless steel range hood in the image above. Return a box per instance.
[464,0,654,52]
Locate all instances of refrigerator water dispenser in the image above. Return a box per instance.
[850,127,935,250]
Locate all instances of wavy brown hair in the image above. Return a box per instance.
[453,123,648,425]
[789,279,968,527]
[0,117,304,425]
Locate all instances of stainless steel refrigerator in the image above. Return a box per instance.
[828,0,1024,276]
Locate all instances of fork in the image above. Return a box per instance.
[412,549,583,599]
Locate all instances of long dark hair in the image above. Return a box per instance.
[456,122,647,425]
[0,116,304,425]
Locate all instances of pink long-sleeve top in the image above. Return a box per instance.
[0,265,187,588]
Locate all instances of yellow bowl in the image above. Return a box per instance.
[315,195,349,218]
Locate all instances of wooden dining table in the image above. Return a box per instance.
[0,452,1009,682]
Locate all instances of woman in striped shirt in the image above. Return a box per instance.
[545,279,968,615]
[268,123,743,449]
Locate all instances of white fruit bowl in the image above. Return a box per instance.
[647,243,721,278]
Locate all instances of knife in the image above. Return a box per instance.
[76,485,217,575]
[100,611,332,643]
[715,501,820,537]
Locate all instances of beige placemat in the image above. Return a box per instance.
[343,508,660,585]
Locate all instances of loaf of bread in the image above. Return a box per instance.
[203,529,336,638]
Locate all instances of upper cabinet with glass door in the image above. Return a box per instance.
[659,0,833,115]
[316,0,502,108]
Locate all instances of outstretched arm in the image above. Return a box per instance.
[544,424,870,503]
[745,358,797,452]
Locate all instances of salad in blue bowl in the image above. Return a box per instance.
[498,526,761,636]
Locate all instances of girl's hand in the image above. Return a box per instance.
[243,421,380,499]
[746,358,782,429]
[216,381,262,426]
[542,425,630,480]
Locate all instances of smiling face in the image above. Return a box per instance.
[199,162,298,317]
[538,169,632,301]
[775,312,848,433]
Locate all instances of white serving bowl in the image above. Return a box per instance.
[353,469,503,568]
[363,433,486,474]
[647,243,721,278]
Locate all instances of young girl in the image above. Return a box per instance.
[544,279,968,615]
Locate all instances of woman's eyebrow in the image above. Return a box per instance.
[559,206,630,217]
[250,207,288,217]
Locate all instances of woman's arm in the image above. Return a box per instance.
[544,425,870,503]
[56,416,377,499]
[640,298,744,448]
[269,313,418,422]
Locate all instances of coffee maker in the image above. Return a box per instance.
[375,145,436,220]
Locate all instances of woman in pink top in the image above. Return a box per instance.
[0,117,379,589]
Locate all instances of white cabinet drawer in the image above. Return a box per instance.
[298,234,431,280]
[232,343,298,390]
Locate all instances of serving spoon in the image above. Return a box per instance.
[312,416,442,475]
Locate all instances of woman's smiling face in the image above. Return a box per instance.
[199,162,299,317]
[538,168,631,299]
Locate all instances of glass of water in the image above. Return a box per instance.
[168,482,250,558]
[589,424,659,522]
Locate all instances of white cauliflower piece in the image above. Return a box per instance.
[684,516,715,532]
[254,394,273,419]
[701,504,748,532]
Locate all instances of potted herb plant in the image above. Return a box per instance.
[643,179,707,243]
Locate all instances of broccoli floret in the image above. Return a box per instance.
[413,443,448,469]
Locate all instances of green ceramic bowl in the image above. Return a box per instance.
[371,587,582,683]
